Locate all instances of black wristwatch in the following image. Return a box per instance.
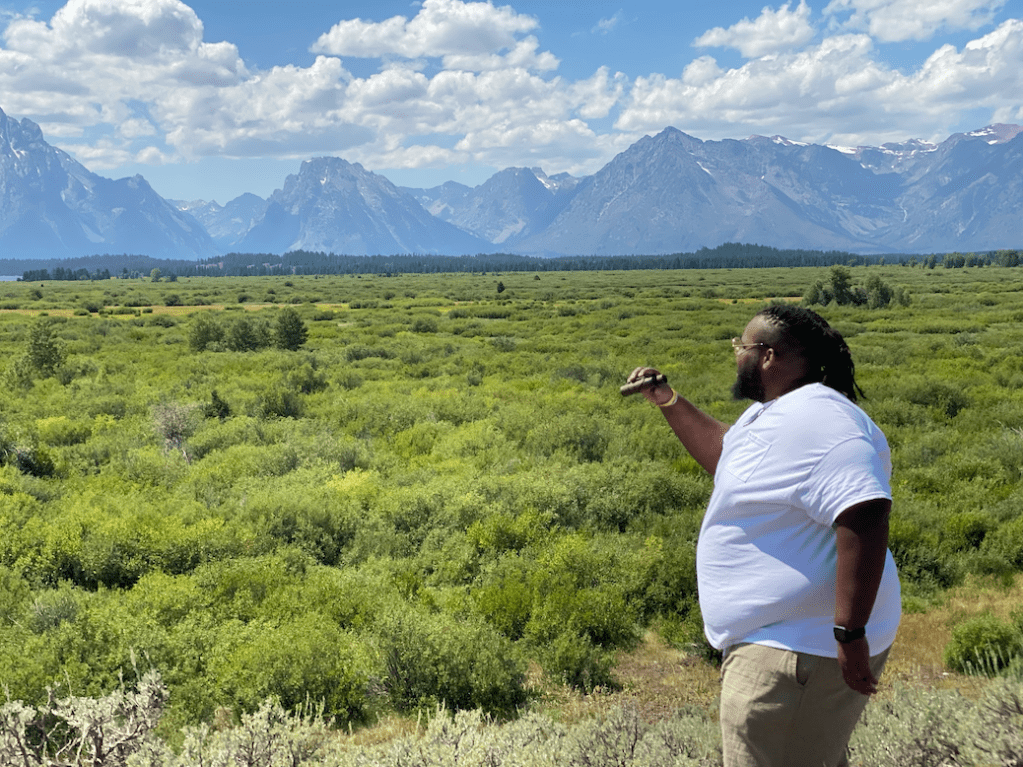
[833,625,866,644]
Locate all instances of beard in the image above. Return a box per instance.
[731,360,766,402]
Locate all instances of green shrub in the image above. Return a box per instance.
[411,317,438,333]
[888,517,961,595]
[273,307,308,350]
[257,386,302,419]
[542,631,617,692]
[472,555,534,640]
[983,516,1023,569]
[940,511,992,554]
[943,613,1023,676]
[210,614,370,722]
[188,313,223,352]
[375,608,528,715]
[226,316,271,352]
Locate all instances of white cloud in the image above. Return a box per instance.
[311,0,550,71]
[569,67,629,120]
[593,12,623,35]
[897,19,1023,109]
[440,36,558,72]
[0,0,249,139]
[119,118,156,139]
[135,146,172,164]
[618,19,1023,147]
[823,0,1006,42]
[694,2,816,58]
[4,0,204,59]
[1,0,1020,195]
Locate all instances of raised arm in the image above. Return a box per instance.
[627,367,730,475]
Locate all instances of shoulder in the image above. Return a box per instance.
[773,384,887,449]
[784,383,876,424]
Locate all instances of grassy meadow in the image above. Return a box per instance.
[2,263,1023,763]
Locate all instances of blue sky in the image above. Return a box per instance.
[0,0,1020,203]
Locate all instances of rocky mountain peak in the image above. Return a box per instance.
[0,107,217,259]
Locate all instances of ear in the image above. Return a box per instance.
[759,346,777,371]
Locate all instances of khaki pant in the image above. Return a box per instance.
[719,643,889,767]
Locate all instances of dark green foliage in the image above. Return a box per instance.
[411,317,438,333]
[210,615,370,721]
[25,318,64,378]
[273,307,308,350]
[803,265,907,309]
[888,516,962,595]
[904,379,971,419]
[188,313,224,351]
[257,385,303,418]
[941,512,992,554]
[225,315,271,351]
[0,438,56,478]
[204,390,231,420]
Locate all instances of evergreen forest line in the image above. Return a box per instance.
[7,242,1023,283]
[1,265,1023,738]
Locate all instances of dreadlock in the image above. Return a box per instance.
[755,304,864,402]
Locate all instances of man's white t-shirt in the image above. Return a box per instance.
[697,383,901,657]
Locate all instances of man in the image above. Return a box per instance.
[628,304,900,767]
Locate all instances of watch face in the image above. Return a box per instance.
[834,626,865,643]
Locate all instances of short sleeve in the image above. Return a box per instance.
[798,435,892,526]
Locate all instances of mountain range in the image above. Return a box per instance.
[1,103,1021,260]
[0,108,217,260]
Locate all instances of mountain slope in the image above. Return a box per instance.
[0,107,217,259]
[174,193,268,250]
[238,157,492,255]
[513,128,890,255]
[880,129,1023,251]
[403,168,580,245]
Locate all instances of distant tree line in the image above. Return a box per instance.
[20,267,113,282]
[12,244,1023,281]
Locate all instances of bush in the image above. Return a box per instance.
[943,613,1023,676]
[940,511,992,554]
[375,608,528,715]
[188,313,223,352]
[542,631,617,692]
[0,666,166,766]
[273,307,308,351]
[25,319,64,378]
[411,317,438,333]
[210,615,370,722]
[226,316,271,352]
[257,386,303,419]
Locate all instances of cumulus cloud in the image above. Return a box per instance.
[823,0,1006,42]
[0,0,1020,193]
[618,18,1023,147]
[0,0,249,143]
[694,1,816,58]
[310,0,553,71]
[0,0,614,177]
